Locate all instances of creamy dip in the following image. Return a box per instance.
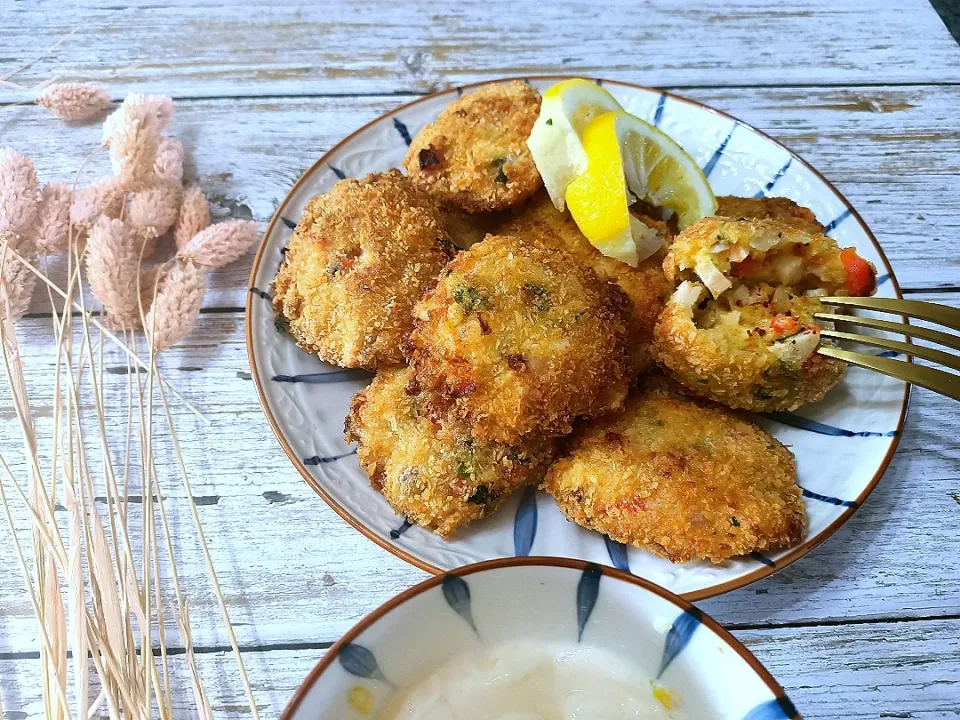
[379,639,679,720]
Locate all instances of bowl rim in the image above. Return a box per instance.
[246,75,910,600]
[279,556,795,719]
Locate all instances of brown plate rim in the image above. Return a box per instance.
[245,76,910,602]
[279,556,799,719]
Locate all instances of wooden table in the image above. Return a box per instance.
[2,1,960,716]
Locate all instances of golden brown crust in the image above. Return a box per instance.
[653,282,847,411]
[716,195,826,234]
[271,170,454,369]
[543,389,806,563]
[498,191,672,374]
[345,367,555,537]
[406,234,633,444]
[403,81,543,212]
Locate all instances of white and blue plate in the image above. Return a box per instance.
[281,558,799,719]
[246,78,909,599]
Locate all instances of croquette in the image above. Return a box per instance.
[272,170,454,369]
[663,216,876,299]
[344,367,555,537]
[543,388,807,563]
[498,191,672,374]
[403,81,543,212]
[716,195,825,234]
[406,234,633,443]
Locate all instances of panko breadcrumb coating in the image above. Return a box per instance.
[716,195,825,234]
[543,388,806,563]
[406,234,633,443]
[498,191,672,374]
[272,170,454,369]
[654,281,847,411]
[345,367,555,537]
[403,81,543,212]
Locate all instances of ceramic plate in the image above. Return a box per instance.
[247,77,908,600]
[281,558,798,719]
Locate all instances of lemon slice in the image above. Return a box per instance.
[565,111,717,266]
[526,79,623,211]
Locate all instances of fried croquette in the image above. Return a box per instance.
[653,281,847,411]
[543,389,806,563]
[664,216,876,299]
[403,81,543,212]
[272,170,454,369]
[406,234,633,443]
[498,191,672,374]
[716,195,825,234]
[344,367,555,537]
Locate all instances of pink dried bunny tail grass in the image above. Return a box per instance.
[0,148,40,237]
[0,231,37,322]
[154,137,184,184]
[71,177,125,237]
[174,186,210,250]
[36,83,112,122]
[179,219,260,271]
[102,95,167,191]
[145,257,205,351]
[127,181,182,258]
[31,182,73,255]
[85,217,142,328]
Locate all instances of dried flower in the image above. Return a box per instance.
[138,264,165,314]
[0,148,39,237]
[31,182,73,255]
[145,258,205,351]
[174,186,210,250]
[127,181,181,258]
[36,83,112,122]
[154,137,184,184]
[85,217,142,328]
[102,95,164,190]
[179,219,259,270]
[0,232,37,322]
[71,177,125,236]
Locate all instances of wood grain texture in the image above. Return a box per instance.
[1,294,958,656]
[3,0,960,99]
[1,617,957,718]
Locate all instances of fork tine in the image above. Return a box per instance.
[815,313,960,352]
[818,346,960,401]
[820,329,960,371]
[821,296,960,331]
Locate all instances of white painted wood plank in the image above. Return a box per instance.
[1,293,959,654]
[1,618,958,718]
[4,83,959,307]
[2,0,959,99]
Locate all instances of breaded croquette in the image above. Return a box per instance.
[716,195,825,234]
[345,367,555,537]
[498,191,672,374]
[543,388,806,563]
[406,234,633,444]
[663,216,876,299]
[272,170,454,369]
[403,81,543,212]
[654,281,847,411]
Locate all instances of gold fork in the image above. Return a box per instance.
[815,297,960,401]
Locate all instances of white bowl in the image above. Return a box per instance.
[281,558,799,719]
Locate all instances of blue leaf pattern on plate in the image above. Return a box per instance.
[393,118,412,145]
[303,449,357,465]
[576,563,602,642]
[652,93,666,127]
[702,124,736,178]
[751,551,775,567]
[389,518,412,539]
[513,486,538,556]
[329,164,346,179]
[339,643,394,687]
[742,697,799,720]
[603,536,630,572]
[249,286,271,301]
[753,157,792,198]
[442,575,479,635]
[657,607,702,678]
[281,216,297,230]
[800,487,858,508]
[824,208,852,234]
[762,412,896,438]
[272,369,372,384]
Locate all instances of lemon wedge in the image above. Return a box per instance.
[565,111,717,266]
[526,79,623,211]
